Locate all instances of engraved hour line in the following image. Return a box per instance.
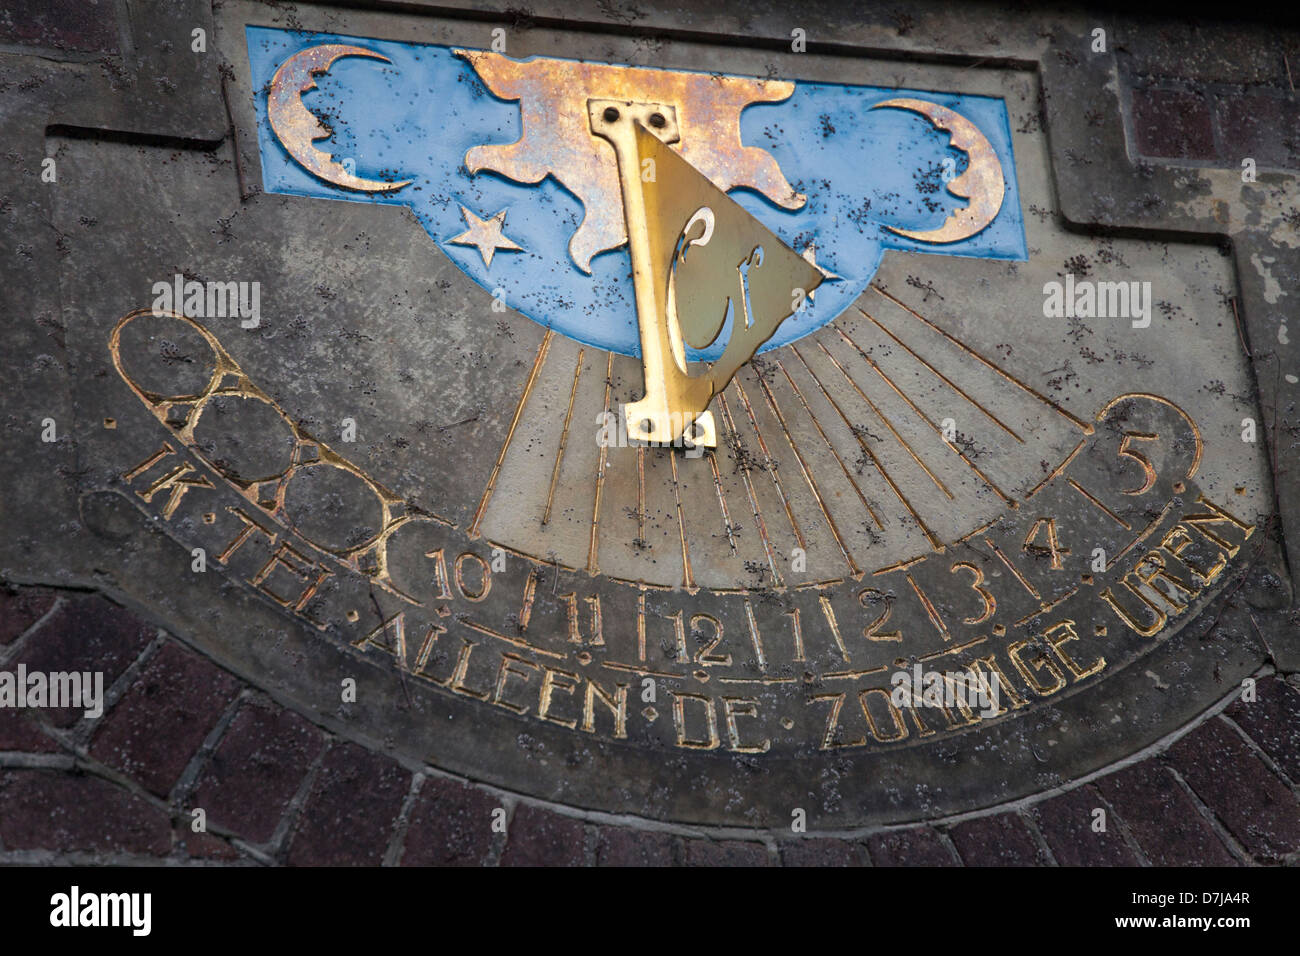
[667,450,696,591]
[470,328,554,538]
[716,390,784,586]
[751,368,862,577]
[601,661,679,679]
[1014,586,1080,627]
[873,553,926,576]
[835,326,1016,507]
[818,594,852,662]
[637,586,647,662]
[460,617,566,661]
[776,359,883,530]
[731,378,806,549]
[587,352,614,574]
[516,567,539,631]
[743,599,768,671]
[868,285,1095,435]
[790,344,942,551]
[636,445,647,543]
[821,665,888,680]
[787,607,806,661]
[1067,477,1133,531]
[707,450,739,553]
[984,536,1043,602]
[957,515,1001,544]
[904,571,950,640]
[717,676,798,685]
[856,307,1025,444]
[1111,499,1178,566]
[1026,438,1086,499]
[818,340,954,500]
[542,346,585,526]
[919,635,988,662]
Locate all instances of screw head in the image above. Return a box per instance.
[649,112,666,128]
[603,106,620,123]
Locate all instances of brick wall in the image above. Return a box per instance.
[2,586,1297,866]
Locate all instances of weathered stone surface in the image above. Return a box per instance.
[0,0,1296,866]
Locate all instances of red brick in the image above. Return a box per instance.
[90,642,241,797]
[1118,23,1293,89]
[286,742,409,866]
[866,827,955,866]
[1214,91,1300,171]
[500,804,586,867]
[1130,87,1216,160]
[1226,677,1300,784]
[1165,718,1300,861]
[0,589,55,644]
[592,826,676,867]
[400,776,500,866]
[0,768,170,854]
[16,594,154,727]
[683,838,770,866]
[0,0,120,53]
[948,813,1048,866]
[1095,762,1236,865]
[1031,785,1139,866]
[0,708,58,752]
[181,828,244,861]
[189,700,325,844]
[780,838,864,867]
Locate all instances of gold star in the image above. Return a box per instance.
[448,205,523,268]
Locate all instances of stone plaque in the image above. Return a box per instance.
[30,0,1291,827]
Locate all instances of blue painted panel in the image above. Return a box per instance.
[247,26,1026,358]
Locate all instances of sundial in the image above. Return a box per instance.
[52,3,1281,827]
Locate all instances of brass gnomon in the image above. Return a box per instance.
[588,99,824,449]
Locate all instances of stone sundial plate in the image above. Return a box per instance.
[55,1,1279,826]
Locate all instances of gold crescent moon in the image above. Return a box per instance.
[268,44,412,193]
[871,97,1005,244]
